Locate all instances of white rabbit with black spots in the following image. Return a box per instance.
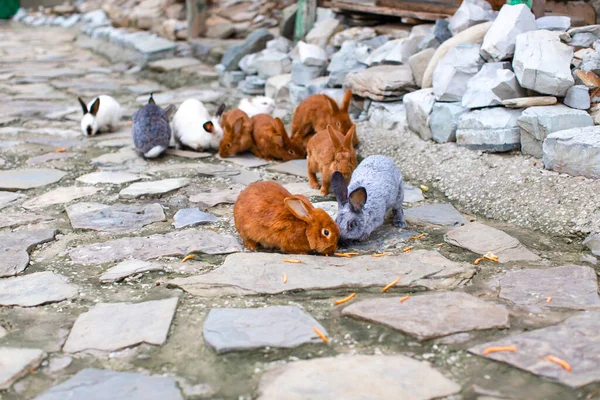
[78,95,122,136]
[172,99,225,151]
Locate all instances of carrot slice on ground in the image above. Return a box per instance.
[437,243,444,247]
[284,259,302,263]
[54,147,67,153]
[382,277,401,293]
[401,247,413,253]
[399,294,410,303]
[282,273,288,284]
[335,292,356,305]
[546,296,552,303]
[482,346,517,355]
[473,257,484,265]
[313,327,328,343]
[182,254,195,262]
[547,355,572,372]
[371,253,387,258]
[410,233,425,240]
[334,253,352,258]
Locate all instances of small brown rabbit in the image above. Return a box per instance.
[290,89,356,148]
[218,109,254,158]
[307,124,358,196]
[251,114,306,161]
[234,181,340,254]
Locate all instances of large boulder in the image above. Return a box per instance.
[480,4,536,62]
[432,43,485,102]
[344,65,416,101]
[327,41,369,87]
[512,30,574,96]
[430,102,469,143]
[462,62,525,108]
[404,88,435,141]
[456,108,522,152]
[448,0,496,35]
[543,126,600,178]
[305,18,342,48]
[368,102,406,130]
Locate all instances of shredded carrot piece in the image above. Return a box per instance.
[546,296,552,303]
[420,185,429,192]
[182,254,195,262]
[326,253,329,257]
[547,355,572,372]
[474,257,484,265]
[410,233,425,240]
[371,253,387,258]
[401,247,413,253]
[482,346,517,355]
[282,273,288,284]
[436,243,444,247]
[399,294,411,303]
[284,259,302,263]
[313,327,328,343]
[334,253,351,258]
[54,147,67,153]
[382,277,401,293]
[483,252,499,262]
[335,292,356,305]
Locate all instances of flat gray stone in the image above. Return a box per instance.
[480,4,536,62]
[432,43,485,102]
[119,178,190,199]
[63,297,178,353]
[499,265,600,310]
[91,147,148,173]
[456,107,522,152]
[66,202,165,232]
[189,186,243,209]
[26,152,74,165]
[230,169,261,186]
[221,29,273,71]
[217,154,270,168]
[100,259,163,283]
[146,163,238,177]
[584,233,600,257]
[543,126,600,179]
[404,88,435,140]
[0,272,77,307]
[168,250,475,297]
[173,208,219,229]
[148,57,200,72]
[405,203,468,227]
[76,171,144,185]
[257,355,461,400]
[536,16,570,31]
[22,186,100,210]
[0,230,56,277]
[368,101,407,130]
[0,191,24,209]
[0,168,66,190]
[403,184,424,203]
[35,368,183,400]
[445,222,540,263]
[69,229,242,265]
[563,85,591,110]
[430,102,469,143]
[343,292,509,341]
[344,64,416,101]
[203,306,327,353]
[165,149,211,159]
[267,159,308,178]
[470,311,600,388]
[0,212,51,229]
[0,347,46,390]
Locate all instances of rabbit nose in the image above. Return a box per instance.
[86,126,93,136]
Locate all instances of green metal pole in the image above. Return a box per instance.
[293,0,316,43]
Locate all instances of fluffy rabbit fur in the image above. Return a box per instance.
[78,95,122,136]
[234,181,340,254]
[172,99,226,151]
[131,94,176,159]
[332,155,406,242]
[251,114,306,160]
[238,96,275,117]
[290,89,355,148]
[218,109,254,158]
[307,124,357,196]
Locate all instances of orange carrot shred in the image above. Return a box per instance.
[335,292,356,305]
[282,273,288,284]
[483,252,499,262]
[482,346,517,355]
[54,147,67,153]
[382,277,401,293]
[474,257,484,265]
[401,247,413,253]
[334,253,351,258]
[313,327,328,343]
[182,254,195,262]
[371,253,387,258]
[547,355,572,372]
[399,294,410,303]
[410,233,425,240]
[284,259,302,263]
[546,296,552,303]
[436,243,444,247]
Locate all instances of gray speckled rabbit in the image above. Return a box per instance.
[132,93,176,159]
[332,155,406,242]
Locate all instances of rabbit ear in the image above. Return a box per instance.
[284,196,313,223]
[233,117,244,135]
[272,134,284,148]
[164,104,176,118]
[327,125,342,152]
[341,89,352,112]
[331,171,348,205]
[273,118,286,135]
[343,125,356,148]
[148,93,155,105]
[203,121,214,133]
[78,97,88,115]
[325,95,338,113]
[90,98,101,116]
[216,103,226,118]
[349,187,367,213]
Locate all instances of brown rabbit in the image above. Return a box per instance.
[307,124,358,196]
[234,181,340,254]
[251,114,306,161]
[290,89,356,148]
[218,109,254,158]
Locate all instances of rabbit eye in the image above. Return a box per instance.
[347,221,355,231]
[288,150,295,155]
[227,143,231,148]
[337,122,341,127]
[322,229,330,238]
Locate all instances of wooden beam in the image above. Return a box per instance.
[294,0,317,43]
[324,1,452,21]
[532,0,546,18]
[187,0,208,40]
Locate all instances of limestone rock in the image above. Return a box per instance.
[0,168,66,190]
[404,203,468,227]
[513,30,574,96]
[542,126,600,178]
[448,0,496,35]
[1,230,56,278]
[366,36,421,65]
[297,41,328,67]
[345,65,416,101]
[119,178,190,199]
[456,107,522,152]
[403,88,435,141]
[580,50,600,75]
[343,292,509,341]
[221,29,273,71]
[267,159,308,178]
[368,101,406,130]
[203,306,327,353]
[0,191,24,209]
[584,233,600,256]
[432,43,485,102]
[408,48,435,88]
[536,16,570,31]
[305,18,341,48]
[253,50,292,79]
[100,260,163,283]
[563,85,591,110]
[66,202,165,232]
[63,297,178,353]
[481,4,536,62]
[173,208,219,228]
[0,347,46,390]
[327,41,369,88]
[462,62,525,108]
[0,272,77,307]
[265,74,292,100]
[517,105,593,158]
[430,102,469,143]
[22,186,100,210]
[291,60,325,86]
[331,27,377,47]
[189,186,243,208]
[445,222,540,263]
[76,171,143,185]
[257,355,461,400]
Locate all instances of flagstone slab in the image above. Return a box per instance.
[0,272,78,307]
[342,292,509,341]
[0,168,66,190]
[100,260,164,283]
[119,178,190,199]
[203,306,327,353]
[26,152,75,165]
[165,149,211,159]
[403,183,424,203]
[405,203,468,227]
[189,186,243,208]
[257,355,461,400]
[0,230,56,277]
[217,154,270,168]
[470,311,600,388]
[66,202,165,232]
[69,229,242,265]
[0,212,51,229]
[168,250,475,297]
[444,222,540,263]
[0,347,46,390]
[267,159,308,178]
[146,162,238,177]
[0,191,25,209]
[23,186,100,209]
[76,171,144,185]
[62,297,179,353]
[173,208,219,228]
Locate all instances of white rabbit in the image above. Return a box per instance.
[78,95,122,136]
[172,99,226,151]
[238,96,275,117]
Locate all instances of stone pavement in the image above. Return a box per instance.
[0,24,599,400]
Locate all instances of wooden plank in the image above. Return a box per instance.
[545,0,596,26]
[377,0,460,15]
[294,0,317,42]
[186,0,208,40]
[325,1,452,20]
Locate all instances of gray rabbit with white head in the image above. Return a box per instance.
[132,93,176,159]
[332,155,406,242]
